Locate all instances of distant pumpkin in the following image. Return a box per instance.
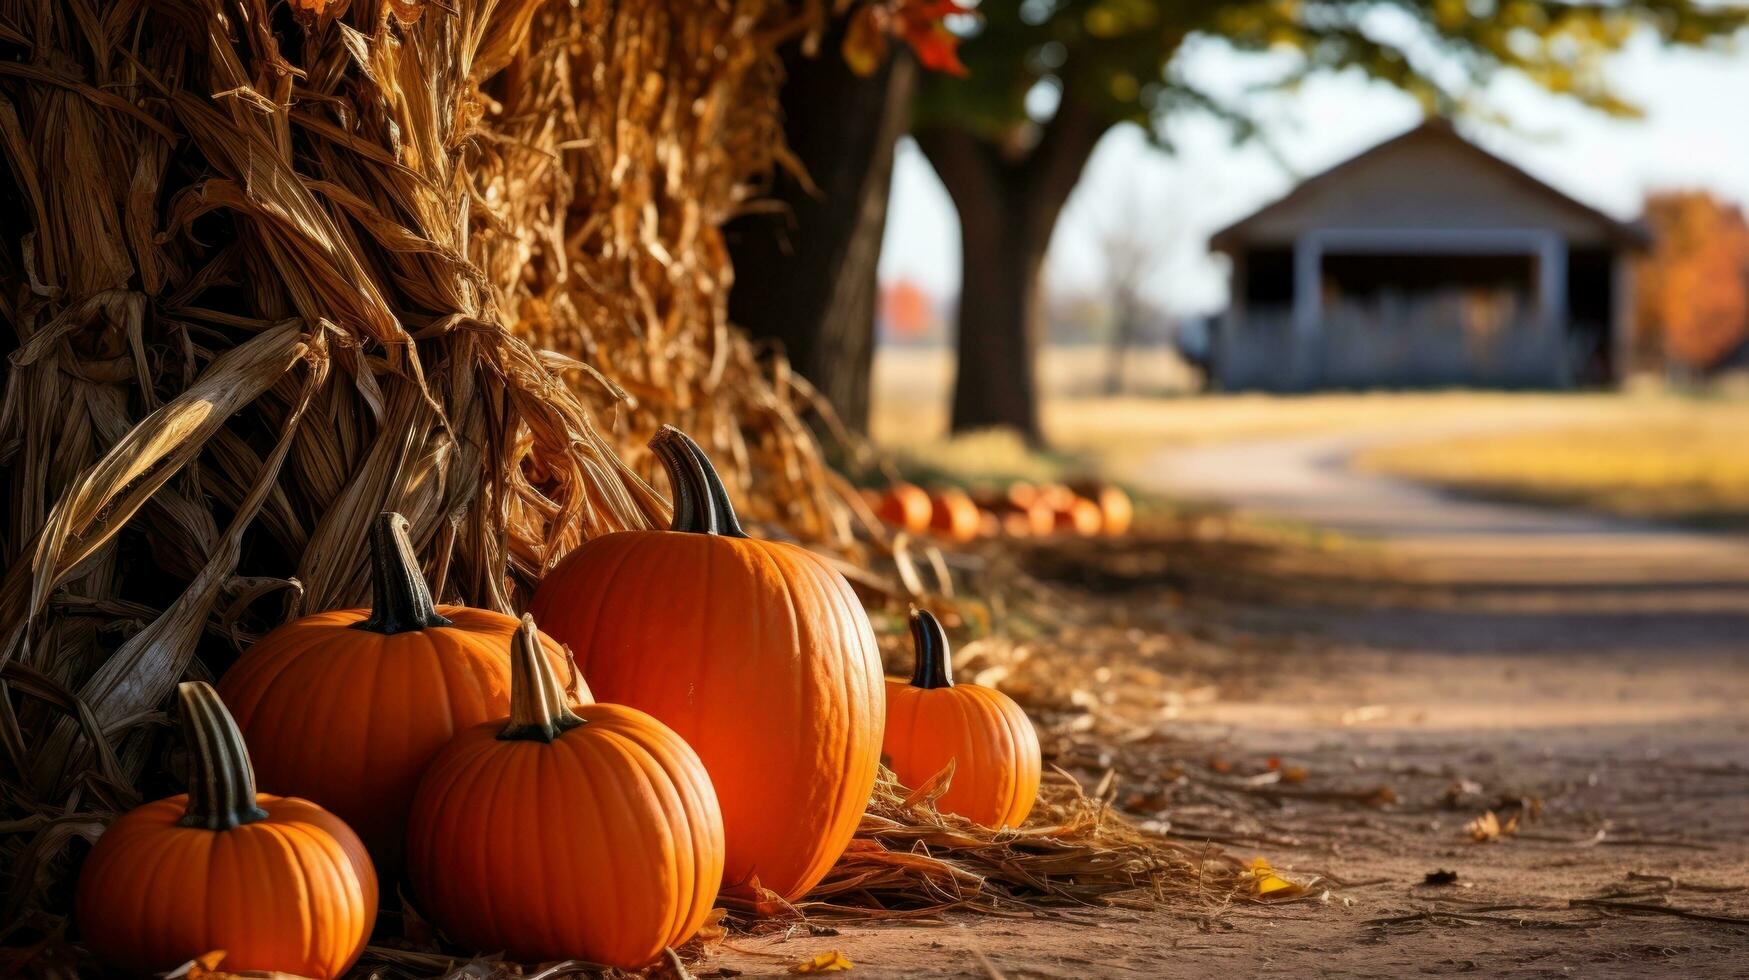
[1055,497,1104,536]
[875,481,934,535]
[1074,481,1134,536]
[407,616,723,967]
[219,512,577,867]
[1033,482,1077,513]
[882,610,1041,828]
[77,683,376,978]
[928,487,981,543]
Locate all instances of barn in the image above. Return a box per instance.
[1209,120,1647,391]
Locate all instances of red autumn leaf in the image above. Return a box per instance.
[896,0,973,76]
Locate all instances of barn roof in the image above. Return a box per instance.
[1210,119,1650,253]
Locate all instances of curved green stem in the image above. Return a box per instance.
[648,425,747,538]
[908,608,955,689]
[499,615,585,743]
[177,681,269,830]
[353,512,452,634]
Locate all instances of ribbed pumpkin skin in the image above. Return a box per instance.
[76,794,376,977]
[883,680,1042,828]
[218,607,578,863]
[530,531,884,900]
[406,702,723,967]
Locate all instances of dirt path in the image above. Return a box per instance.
[706,429,1749,978]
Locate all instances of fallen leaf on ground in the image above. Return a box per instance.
[1466,809,1521,842]
[1246,856,1310,900]
[793,951,854,973]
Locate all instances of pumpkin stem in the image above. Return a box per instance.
[908,608,955,689]
[353,512,453,634]
[500,615,585,743]
[649,425,747,538]
[176,681,269,830]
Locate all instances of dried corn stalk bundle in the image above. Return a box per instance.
[0,0,822,925]
[495,0,868,551]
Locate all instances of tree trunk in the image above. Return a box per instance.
[917,96,1107,445]
[725,36,916,433]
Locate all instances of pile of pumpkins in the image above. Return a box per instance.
[865,478,1133,543]
[75,427,1041,977]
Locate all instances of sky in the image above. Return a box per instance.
[877,29,1749,317]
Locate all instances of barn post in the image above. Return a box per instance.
[1292,233,1323,390]
[1611,249,1635,384]
[1536,232,1569,386]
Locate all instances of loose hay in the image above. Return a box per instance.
[791,766,1252,920]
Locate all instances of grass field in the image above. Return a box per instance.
[872,345,1749,527]
[1356,399,1749,528]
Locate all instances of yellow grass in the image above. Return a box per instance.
[1357,399,1749,527]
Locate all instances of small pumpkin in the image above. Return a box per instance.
[1095,484,1134,536]
[1054,496,1104,536]
[882,610,1041,828]
[76,682,376,978]
[530,426,884,901]
[1033,482,1077,513]
[998,508,1037,538]
[927,487,981,543]
[219,511,578,866]
[977,507,1002,539]
[999,481,1039,510]
[407,616,723,967]
[875,481,933,535]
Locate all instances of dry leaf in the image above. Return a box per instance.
[1466,809,1521,842]
[1246,857,1309,900]
[793,951,855,973]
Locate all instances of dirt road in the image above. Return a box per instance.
[709,425,1749,978]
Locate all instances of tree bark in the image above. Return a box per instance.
[725,36,916,433]
[916,94,1108,445]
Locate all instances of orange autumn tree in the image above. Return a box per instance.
[1635,191,1749,371]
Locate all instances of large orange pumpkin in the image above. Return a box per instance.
[875,481,933,535]
[407,616,723,967]
[529,426,883,901]
[928,487,981,543]
[76,683,376,978]
[882,610,1041,829]
[218,511,578,867]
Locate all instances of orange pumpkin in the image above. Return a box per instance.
[1095,484,1134,536]
[407,616,722,967]
[1021,499,1056,536]
[977,507,1002,539]
[1055,496,1104,536]
[882,610,1041,828]
[76,683,376,978]
[1001,481,1039,510]
[875,481,934,535]
[927,487,981,543]
[530,426,884,901]
[1033,482,1077,513]
[999,508,1037,538]
[219,511,578,867]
